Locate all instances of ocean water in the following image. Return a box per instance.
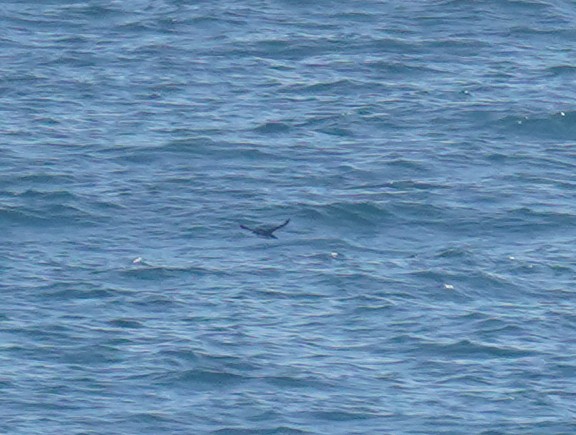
[1,0,576,433]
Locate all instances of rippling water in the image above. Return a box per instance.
[2,1,576,433]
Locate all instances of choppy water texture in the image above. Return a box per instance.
[2,0,576,433]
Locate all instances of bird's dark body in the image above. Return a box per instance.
[240,219,290,238]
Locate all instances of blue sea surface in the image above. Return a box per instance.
[1,0,576,433]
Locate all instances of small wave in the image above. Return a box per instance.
[278,78,367,95]
[165,368,252,387]
[299,201,394,227]
[41,285,116,301]
[6,173,76,186]
[252,121,292,134]
[120,263,228,280]
[11,189,77,201]
[488,207,576,230]
[497,111,576,140]
[0,204,98,226]
[365,60,446,76]
[420,339,539,359]
[308,410,377,422]
[264,375,332,390]
[298,115,355,137]
[369,37,424,54]
[212,427,311,435]
[546,65,576,76]
[107,318,145,329]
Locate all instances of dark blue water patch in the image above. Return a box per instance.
[433,246,481,265]
[118,411,177,426]
[213,427,312,435]
[8,189,77,202]
[294,115,358,137]
[485,153,576,175]
[422,38,493,58]
[364,59,448,77]
[252,121,293,134]
[0,203,99,227]
[546,65,576,76]
[364,36,427,55]
[277,79,374,96]
[35,283,117,302]
[118,263,230,281]
[262,374,334,391]
[202,37,354,61]
[96,137,277,165]
[307,409,376,422]
[298,201,395,228]
[0,172,77,188]
[160,368,253,390]
[509,24,576,39]
[120,292,186,314]
[487,207,576,232]
[418,338,539,360]
[58,344,125,365]
[107,318,145,329]
[498,111,576,141]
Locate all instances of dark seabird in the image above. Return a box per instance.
[240,218,290,239]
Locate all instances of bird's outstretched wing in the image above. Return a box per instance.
[268,218,290,234]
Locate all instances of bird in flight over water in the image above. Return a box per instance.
[240,218,290,239]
